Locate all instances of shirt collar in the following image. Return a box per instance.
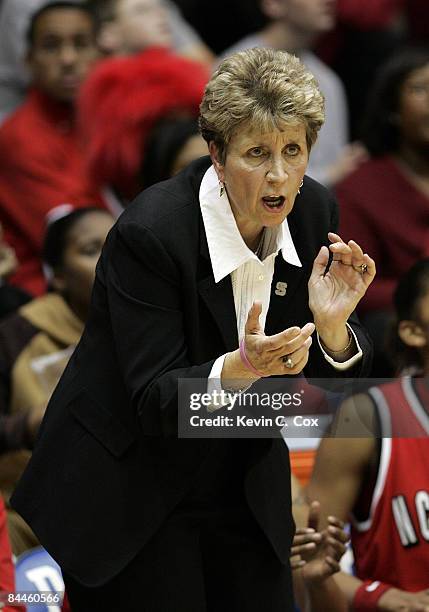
[200,165,301,283]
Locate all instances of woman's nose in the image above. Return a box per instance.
[266,158,288,183]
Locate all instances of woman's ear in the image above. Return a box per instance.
[209,142,225,182]
[398,320,428,348]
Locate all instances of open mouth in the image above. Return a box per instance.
[262,196,286,211]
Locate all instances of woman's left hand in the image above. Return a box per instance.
[308,232,376,334]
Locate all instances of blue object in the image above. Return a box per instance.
[14,547,64,611]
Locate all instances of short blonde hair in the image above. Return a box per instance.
[199,47,325,161]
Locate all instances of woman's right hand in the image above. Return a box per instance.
[221,302,315,390]
[243,301,315,377]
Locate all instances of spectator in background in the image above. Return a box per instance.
[0,0,80,124]
[0,206,114,556]
[92,0,173,51]
[0,226,31,321]
[90,0,214,66]
[140,116,208,188]
[219,0,367,187]
[337,47,429,376]
[307,259,429,611]
[317,0,406,139]
[0,496,25,612]
[0,1,106,297]
[0,0,214,125]
[79,46,208,208]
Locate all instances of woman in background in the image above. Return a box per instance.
[337,46,429,375]
[0,206,114,555]
[140,116,207,187]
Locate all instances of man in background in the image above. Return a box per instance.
[0,2,105,296]
[0,0,214,125]
[88,0,214,64]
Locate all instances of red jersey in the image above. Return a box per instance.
[0,89,106,296]
[351,377,429,591]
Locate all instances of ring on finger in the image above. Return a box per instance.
[283,356,294,369]
[353,263,368,274]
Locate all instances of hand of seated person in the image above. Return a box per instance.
[290,500,349,584]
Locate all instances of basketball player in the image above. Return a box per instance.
[308,259,429,611]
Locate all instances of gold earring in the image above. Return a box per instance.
[219,182,225,197]
[298,179,304,194]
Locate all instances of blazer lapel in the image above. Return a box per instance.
[265,216,306,335]
[265,258,306,335]
[198,221,238,352]
[196,210,309,348]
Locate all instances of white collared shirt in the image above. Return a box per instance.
[199,165,362,389]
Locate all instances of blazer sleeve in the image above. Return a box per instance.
[103,219,213,436]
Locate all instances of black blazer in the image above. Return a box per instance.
[11,157,372,587]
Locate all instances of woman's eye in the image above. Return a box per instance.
[80,242,102,256]
[249,148,265,157]
[285,144,300,156]
[408,83,429,96]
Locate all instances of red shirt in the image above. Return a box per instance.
[316,0,404,65]
[336,156,429,313]
[337,0,403,29]
[0,496,24,612]
[351,378,429,591]
[0,89,105,296]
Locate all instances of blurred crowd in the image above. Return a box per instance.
[0,0,428,610]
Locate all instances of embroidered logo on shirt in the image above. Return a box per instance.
[275,282,288,297]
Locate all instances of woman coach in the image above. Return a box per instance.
[11,48,374,611]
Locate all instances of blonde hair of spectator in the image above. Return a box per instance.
[199,47,325,163]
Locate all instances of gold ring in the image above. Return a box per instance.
[284,357,294,369]
[353,263,368,274]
